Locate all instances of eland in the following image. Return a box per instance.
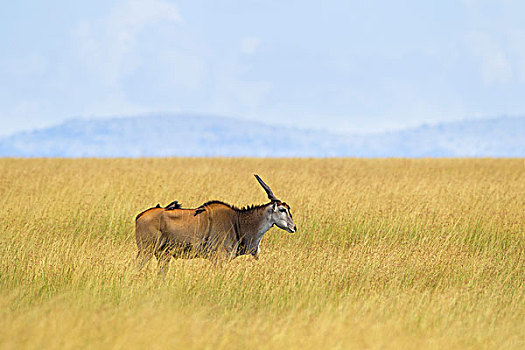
[135,175,296,274]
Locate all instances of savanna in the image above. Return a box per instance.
[0,158,523,349]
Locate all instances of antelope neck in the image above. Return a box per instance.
[236,203,273,254]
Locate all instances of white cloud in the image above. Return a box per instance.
[240,36,261,55]
[508,30,525,83]
[69,1,272,121]
[7,53,48,77]
[211,61,272,116]
[86,90,149,118]
[466,31,512,86]
[157,50,207,90]
[73,0,181,87]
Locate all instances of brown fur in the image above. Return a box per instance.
[135,175,295,274]
[135,201,276,273]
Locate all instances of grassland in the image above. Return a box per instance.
[0,158,523,349]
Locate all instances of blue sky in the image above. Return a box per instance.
[1,0,525,136]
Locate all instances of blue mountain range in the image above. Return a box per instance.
[0,114,523,157]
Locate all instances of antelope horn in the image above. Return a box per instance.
[254,174,278,201]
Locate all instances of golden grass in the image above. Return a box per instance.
[0,158,524,349]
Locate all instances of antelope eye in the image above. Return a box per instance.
[279,208,286,213]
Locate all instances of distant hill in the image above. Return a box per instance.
[0,114,523,157]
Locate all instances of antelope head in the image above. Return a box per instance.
[255,174,297,233]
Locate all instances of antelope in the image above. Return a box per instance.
[135,175,296,274]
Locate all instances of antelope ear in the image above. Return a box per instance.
[272,202,278,211]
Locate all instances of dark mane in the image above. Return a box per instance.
[137,199,280,219]
[193,200,271,216]
[239,203,271,212]
[197,200,235,209]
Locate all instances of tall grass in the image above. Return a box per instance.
[0,158,523,349]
